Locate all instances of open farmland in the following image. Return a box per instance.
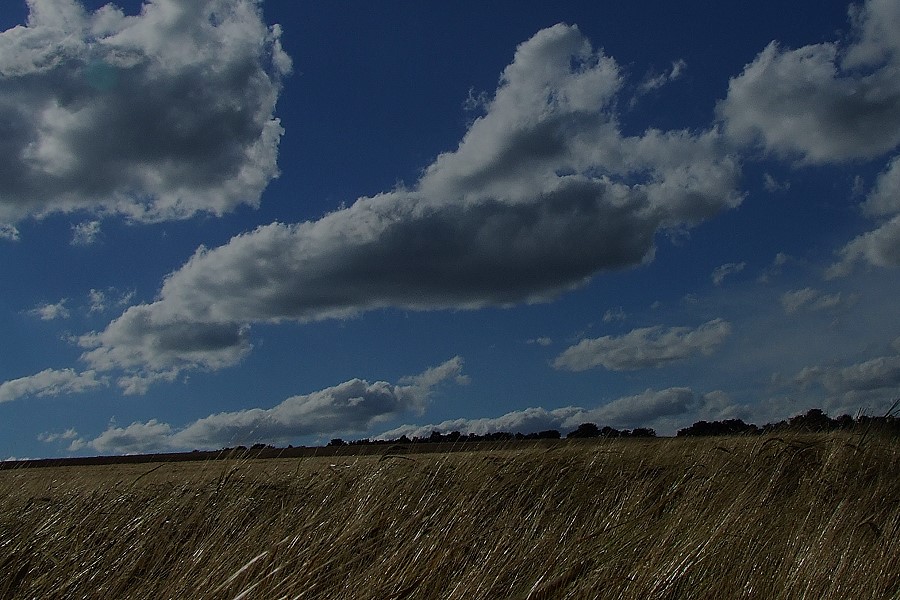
[1,434,898,599]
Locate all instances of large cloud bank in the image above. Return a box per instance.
[379,387,742,439]
[77,23,742,391]
[63,357,465,454]
[793,337,900,412]
[0,0,290,234]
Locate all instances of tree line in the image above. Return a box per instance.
[675,407,900,437]
[322,405,899,447]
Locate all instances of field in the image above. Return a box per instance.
[1,434,898,599]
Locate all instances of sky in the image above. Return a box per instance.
[1,0,899,459]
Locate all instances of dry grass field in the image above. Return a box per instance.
[1,434,898,599]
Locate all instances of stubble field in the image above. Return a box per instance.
[1,434,898,599]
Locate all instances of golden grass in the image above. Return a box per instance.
[1,434,898,599]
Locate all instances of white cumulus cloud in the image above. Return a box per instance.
[718,0,900,164]
[829,155,900,277]
[553,318,732,372]
[0,0,290,232]
[0,368,106,403]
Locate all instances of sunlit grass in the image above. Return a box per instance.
[1,434,898,598]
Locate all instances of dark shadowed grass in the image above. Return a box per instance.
[1,434,898,599]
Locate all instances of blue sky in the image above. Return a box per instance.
[2,0,899,458]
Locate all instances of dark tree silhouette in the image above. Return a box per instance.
[789,408,834,432]
[678,419,757,437]
[567,423,601,438]
[630,428,656,438]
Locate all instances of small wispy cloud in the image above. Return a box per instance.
[763,173,790,193]
[88,289,107,314]
[0,224,19,241]
[711,262,746,286]
[635,59,687,97]
[757,252,795,283]
[38,428,79,443]
[780,288,852,314]
[71,221,102,246]
[88,288,136,315]
[602,307,627,323]
[27,300,70,321]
